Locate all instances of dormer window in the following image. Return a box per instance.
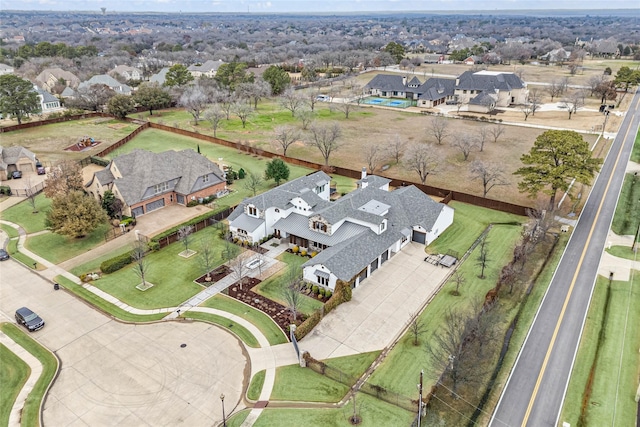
[313,221,327,232]
[248,206,257,216]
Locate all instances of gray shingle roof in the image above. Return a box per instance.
[365,74,409,92]
[456,70,525,92]
[0,146,36,171]
[417,78,456,101]
[150,68,169,85]
[79,74,132,95]
[356,175,391,189]
[95,149,225,206]
[35,86,59,104]
[274,213,368,246]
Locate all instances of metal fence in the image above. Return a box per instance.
[9,182,45,197]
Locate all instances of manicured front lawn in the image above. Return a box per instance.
[0,323,58,427]
[248,370,266,400]
[368,223,524,397]
[1,194,51,233]
[226,409,251,427]
[253,393,415,427]
[89,227,225,309]
[560,272,640,427]
[0,343,30,427]
[70,244,134,276]
[55,276,168,322]
[25,223,110,264]
[0,223,19,239]
[427,201,525,256]
[611,172,640,236]
[183,311,259,348]
[606,245,639,260]
[271,364,349,402]
[202,294,288,345]
[325,351,380,382]
[252,252,324,316]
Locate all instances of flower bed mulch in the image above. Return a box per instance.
[227,277,305,334]
[194,265,232,285]
[64,140,102,152]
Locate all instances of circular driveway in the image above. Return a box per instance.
[0,261,246,426]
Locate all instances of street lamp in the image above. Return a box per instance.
[220,393,226,427]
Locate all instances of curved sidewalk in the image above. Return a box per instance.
[0,331,44,427]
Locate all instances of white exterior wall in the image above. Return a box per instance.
[425,205,455,245]
[303,264,338,291]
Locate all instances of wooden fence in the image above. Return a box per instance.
[0,112,112,133]
[152,206,235,250]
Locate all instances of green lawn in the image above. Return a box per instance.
[606,245,639,260]
[252,252,324,316]
[0,323,58,427]
[630,130,640,163]
[226,409,251,427]
[0,223,19,239]
[201,294,288,345]
[183,311,259,348]
[248,370,266,401]
[560,272,640,427]
[89,227,225,309]
[271,364,350,402]
[325,351,380,381]
[368,223,524,397]
[1,194,51,233]
[5,237,43,270]
[55,276,168,322]
[253,393,415,427]
[0,344,30,427]
[70,244,134,276]
[611,173,640,236]
[25,223,110,264]
[427,201,525,256]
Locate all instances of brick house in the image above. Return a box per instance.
[0,146,37,180]
[86,149,226,217]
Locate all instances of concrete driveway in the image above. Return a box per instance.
[300,243,450,360]
[0,260,246,426]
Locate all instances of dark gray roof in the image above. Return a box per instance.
[469,91,496,106]
[418,78,456,101]
[150,67,169,85]
[356,175,391,189]
[79,74,132,95]
[35,86,59,104]
[228,171,331,222]
[274,213,368,246]
[232,213,264,232]
[407,76,422,87]
[95,149,225,206]
[365,74,408,92]
[456,71,525,92]
[0,146,36,171]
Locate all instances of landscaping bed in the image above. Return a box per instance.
[194,264,232,285]
[227,277,304,333]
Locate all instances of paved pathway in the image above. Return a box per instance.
[0,331,44,427]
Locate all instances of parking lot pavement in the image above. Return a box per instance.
[0,260,247,426]
[300,243,450,360]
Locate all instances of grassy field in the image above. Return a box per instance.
[1,194,51,233]
[25,224,110,264]
[252,252,324,316]
[611,172,640,236]
[253,392,415,426]
[183,311,260,348]
[0,118,141,163]
[560,273,640,427]
[55,276,168,322]
[0,323,58,427]
[368,222,524,397]
[201,294,288,345]
[0,344,30,427]
[88,227,224,309]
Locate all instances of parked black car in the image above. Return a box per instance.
[15,307,45,332]
[0,249,9,261]
[11,170,22,179]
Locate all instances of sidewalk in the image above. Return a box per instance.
[0,331,44,427]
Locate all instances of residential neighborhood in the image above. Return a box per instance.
[0,5,639,427]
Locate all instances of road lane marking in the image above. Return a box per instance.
[521,96,639,427]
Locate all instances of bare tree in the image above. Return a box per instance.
[282,266,304,322]
[232,101,253,128]
[295,108,314,130]
[334,98,356,119]
[131,240,150,288]
[199,239,216,282]
[24,178,38,213]
[243,171,262,196]
[450,271,466,296]
[306,122,342,166]
[221,240,240,265]
[403,143,440,184]
[363,142,384,173]
[179,84,209,125]
[476,237,490,279]
[229,252,249,290]
[470,160,509,197]
[178,225,194,255]
[386,135,408,164]
[428,115,449,145]
[204,104,225,137]
[587,74,607,96]
[477,126,489,152]
[451,134,478,161]
[488,123,505,143]
[407,311,428,346]
[519,103,534,121]
[279,88,305,117]
[528,89,542,116]
[560,91,584,119]
[273,125,301,157]
[237,79,271,109]
[547,79,564,101]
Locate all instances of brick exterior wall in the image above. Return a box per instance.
[129,181,226,216]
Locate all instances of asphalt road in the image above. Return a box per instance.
[0,260,245,426]
[490,89,640,427]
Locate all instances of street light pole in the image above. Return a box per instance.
[417,369,423,427]
[220,393,226,427]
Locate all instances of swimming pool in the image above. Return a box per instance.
[362,97,413,108]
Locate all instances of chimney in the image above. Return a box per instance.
[402,76,407,86]
[361,167,367,180]
[360,167,368,189]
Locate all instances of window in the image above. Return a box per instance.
[317,275,329,286]
[313,221,327,232]
[463,90,467,94]
[154,182,169,194]
[203,174,209,183]
[248,206,257,216]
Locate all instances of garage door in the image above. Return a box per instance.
[145,198,165,213]
[381,250,389,264]
[412,230,426,244]
[132,206,144,217]
[370,258,379,273]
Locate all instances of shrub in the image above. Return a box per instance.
[294,309,323,340]
[324,280,352,314]
[0,185,11,195]
[187,200,199,207]
[311,251,317,257]
[79,273,87,282]
[300,249,307,257]
[100,252,133,274]
[238,168,246,179]
[292,245,299,253]
[318,288,325,297]
[312,285,319,294]
[147,241,160,252]
[325,290,332,298]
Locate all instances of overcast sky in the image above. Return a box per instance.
[12,0,640,13]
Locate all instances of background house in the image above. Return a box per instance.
[0,146,37,180]
[34,86,62,113]
[188,60,225,78]
[35,68,80,93]
[454,70,527,109]
[109,65,143,82]
[86,149,226,217]
[79,74,132,95]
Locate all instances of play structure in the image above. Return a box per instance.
[64,136,101,152]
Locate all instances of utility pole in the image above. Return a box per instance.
[417,369,424,427]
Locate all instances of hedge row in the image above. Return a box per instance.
[294,280,353,340]
[100,252,133,274]
[0,185,12,195]
[294,309,322,341]
[90,156,110,166]
[151,211,220,242]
